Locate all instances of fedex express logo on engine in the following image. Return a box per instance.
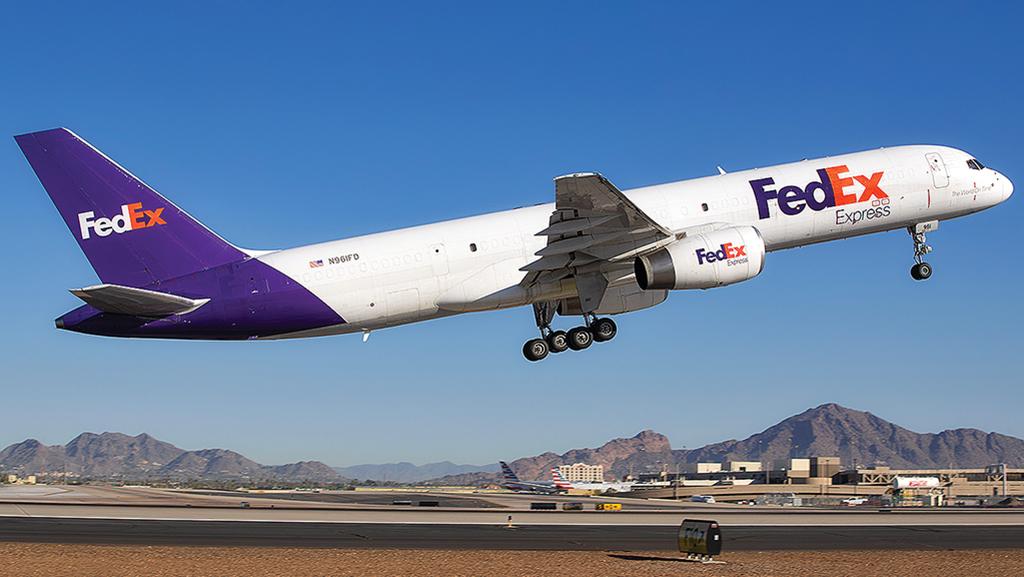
[696,242,747,265]
[751,165,890,225]
[78,202,166,240]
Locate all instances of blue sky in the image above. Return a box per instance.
[0,1,1020,466]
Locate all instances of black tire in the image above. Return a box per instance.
[547,330,569,353]
[917,262,932,280]
[523,338,549,362]
[911,262,932,281]
[567,327,593,351]
[592,318,617,342]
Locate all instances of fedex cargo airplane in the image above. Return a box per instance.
[15,128,1013,361]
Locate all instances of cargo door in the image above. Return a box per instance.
[926,152,949,188]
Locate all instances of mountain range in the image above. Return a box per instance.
[4,404,1022,485]
[333,461,498,483]
[0,432,342,483]
[425,403,1024,484]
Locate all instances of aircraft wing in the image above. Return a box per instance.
[70,284,209,317]
[521,172,675,313]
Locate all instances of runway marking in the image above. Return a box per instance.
[2,514,1024,527]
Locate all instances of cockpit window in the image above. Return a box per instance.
[966,158,985,170]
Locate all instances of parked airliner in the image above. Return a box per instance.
[16,128,1012,360]
[552,468,634,494]
[499,462,559,494]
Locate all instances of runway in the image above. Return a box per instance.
[1,517,1022,550]
[0,485,682,511]
[3,486,1023,551]
[4,501,1024,526]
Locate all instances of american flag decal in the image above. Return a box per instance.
[309,259,324,268]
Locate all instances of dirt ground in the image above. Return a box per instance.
[1,544,1023,577]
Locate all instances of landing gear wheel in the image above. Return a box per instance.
[592,318,617,342]
[567,327,593,351]
[910,262,932,281]
[546,330,569,353]
[908,225,935,282]
[523,338,549,362]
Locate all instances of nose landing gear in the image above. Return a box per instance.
[908,222,937,281]
[910,261,932,281]
[522,303,617,361]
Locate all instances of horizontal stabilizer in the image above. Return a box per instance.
[69,284,209,317]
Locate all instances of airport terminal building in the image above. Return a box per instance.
[628,457,1024,505]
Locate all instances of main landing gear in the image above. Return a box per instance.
[523,302,617,362]
[909,225,934,281]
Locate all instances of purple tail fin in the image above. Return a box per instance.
[15,128,246,287]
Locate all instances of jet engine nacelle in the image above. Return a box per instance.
[634,226,766,290]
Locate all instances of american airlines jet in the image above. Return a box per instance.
[16,128,1012,361]
[499,462,559,494]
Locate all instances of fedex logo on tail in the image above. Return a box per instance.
[78,202,166,240]
[751,165,888,220]
[696,242,746,265]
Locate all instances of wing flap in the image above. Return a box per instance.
[519,254,572,272]
[536,215,618,237]
[521,172,676,314]
[70,284,209,317]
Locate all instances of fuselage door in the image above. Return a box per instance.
[926,152,950,188]
[430,243,449,276]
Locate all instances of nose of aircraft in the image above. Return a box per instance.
[1004,173,1014,201]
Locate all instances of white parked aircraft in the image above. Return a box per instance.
[551,468,634,494]
[17,129,1013,360]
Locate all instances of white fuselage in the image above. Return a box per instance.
[258,145,1012,338]
[566,481,636,493]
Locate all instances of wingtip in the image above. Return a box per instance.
[554,171,601,181]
